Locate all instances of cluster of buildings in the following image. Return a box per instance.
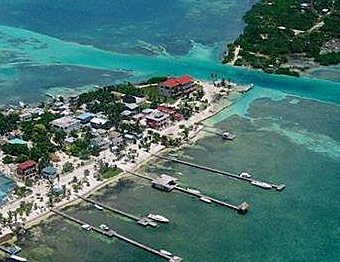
[16,161,57,181]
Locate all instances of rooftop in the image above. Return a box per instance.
[52,116,78,128]
[8,138,27,145]
[17,161,36,171]
[162,75,194,88]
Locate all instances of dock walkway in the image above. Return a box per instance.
[0,245,10,254]
[76,195,157,227]
[153,154,285,191]
[51,209,179,261]
[126,170,249,214]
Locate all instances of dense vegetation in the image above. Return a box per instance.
[223,0,340,76]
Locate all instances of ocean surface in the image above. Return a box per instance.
[0,1,340,262]
[0,175,15,205]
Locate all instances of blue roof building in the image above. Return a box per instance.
[77,113,93,124]
[8,138,27,145]
[42,166,58,180]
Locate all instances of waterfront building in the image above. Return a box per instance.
[158,75,196,97]
[17,161,38,180]
[51,116,80,133]
[145,110,170,129]
[151,174,178,192]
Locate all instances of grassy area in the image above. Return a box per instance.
[101,167,123,179]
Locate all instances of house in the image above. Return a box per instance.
[51,116,80,133]
[124,103,139,112]
[151,174,178,192]
[42,166,58,180]
[157,105,176,115]
[158,75,196,97]
[17,161,38,180]
[121,110,134,119]
[90,117,108,129]
[108,130,123,146]
[91,137,110,150]
[77,113,93,124]
[145,110,170,129]
[65,137,77,145]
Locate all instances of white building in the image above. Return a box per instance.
[51,116,80,133]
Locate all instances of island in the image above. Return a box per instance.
[0,75,252,253]
[223,0,340,76]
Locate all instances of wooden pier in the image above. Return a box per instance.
[152,154,285,191]
[126,170,249,214]
[201,128,236,140]
[51,209,180,261]
[76,195,157,227]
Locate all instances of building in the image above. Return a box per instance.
[108,130,123,146]
[145,110,170,129]
[8,138,27,146]
[158,75,196,97]
[157,105,176,115]
[42,166,58,180]
[51,116,80,133]
[90,117,108,129]
[17,161,38,180]
[77,113,93,124]
[151,174,178,192]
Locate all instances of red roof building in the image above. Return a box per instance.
[17,161,38,180]
[159,75,196,97]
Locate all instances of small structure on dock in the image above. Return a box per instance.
[152,174,178,192]
[237,202,250,214]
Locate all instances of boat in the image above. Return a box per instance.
[81,224,92,231]
[222,132,236,140]
[251,181,272,189]
[239,172,252,178]
[99,224,110,231]
[94,204,104,211]
[170,256,183,262]
[200,196,212,203]
[147,214,169,223]
[9,255,27,262]
[159,250,172,256]
[186,188,201,194]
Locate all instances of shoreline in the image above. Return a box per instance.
[0,81,246,247]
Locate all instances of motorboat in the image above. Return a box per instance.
[99,224,110,231]
[239,172,252,178]
[200,197,212,203]
[159,250,172,256]
[147,214,169,223]
[94,204,104,211]
[222,132,236,140]
[81,224,92,231]
[9,255,27,262]
[186,188,201,194]
[251,181,272,189]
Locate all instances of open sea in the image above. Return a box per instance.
[0,1,340,262]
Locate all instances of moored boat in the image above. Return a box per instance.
[9,255,27,262]
[99,224,110,231]
[94,204,104,211]
[159,249,172,256]
[200,196,212,203]
[251,181,272,189]
[239,172,252,178]
[81,224,92,231]
[186,188,201,194]
[222,132,236,140]
[147,214,169,223]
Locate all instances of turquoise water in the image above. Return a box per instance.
[0,1,340,261]
[17,89,340,262]
[0,175,15,205]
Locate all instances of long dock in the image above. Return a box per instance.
[76,195,157,227]
[126,170,249,214]
[51,209,181,262]
[152,154,285,191]
[201,128,236,140]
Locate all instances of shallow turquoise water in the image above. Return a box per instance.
[0,175,15,205]
[17,90,340,262]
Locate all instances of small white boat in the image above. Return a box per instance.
[147,214,169,223]
[81,224,92,231]
[94,204,104,211]
[99,224,110,231]
[160,250,172,256]
[239,172,252,178]
[200,197,212,203]
[170,256,183,262]
[9,255,27,262]
[186,188,201,194]
[222,132,236,140]
[251,181,272,189]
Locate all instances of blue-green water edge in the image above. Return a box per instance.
[16,87,340,262]
[0,1,339,261]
